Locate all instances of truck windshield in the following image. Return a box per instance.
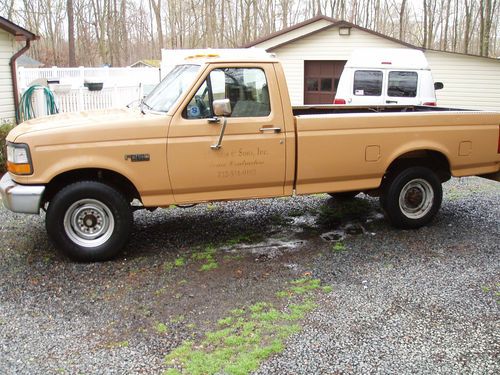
[143,64,201,113]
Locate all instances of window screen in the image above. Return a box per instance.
[353,70,383,96]
[388,71,418,97]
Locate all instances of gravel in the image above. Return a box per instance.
[0,176,499,374]
[255,177,500,375]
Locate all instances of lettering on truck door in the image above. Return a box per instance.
[167,63,286,203]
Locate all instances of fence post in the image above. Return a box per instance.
[79,66,85,87]
[51,66,57,80]
[112,85,118,107]
[17,66,25,91]
[77,87,84,112]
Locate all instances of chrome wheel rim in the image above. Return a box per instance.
[63,199,115,247]
[399,179,434,219]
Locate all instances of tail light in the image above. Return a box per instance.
[333,99,346,104]
[423,102,437,106]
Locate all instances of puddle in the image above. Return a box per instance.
[223,239,305,261]
[320,230,346,242]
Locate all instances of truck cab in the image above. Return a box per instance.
[334,48,443,106]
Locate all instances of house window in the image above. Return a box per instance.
[388,71,418,97]
[353,70,383,96]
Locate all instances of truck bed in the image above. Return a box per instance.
[292,105,474,116]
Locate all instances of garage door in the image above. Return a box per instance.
[304,60,346,104]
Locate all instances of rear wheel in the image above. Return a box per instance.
[381,167,442,229]
[46,181,132,261]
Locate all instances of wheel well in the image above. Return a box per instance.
[385,150,451,183]
[43,169,141,205]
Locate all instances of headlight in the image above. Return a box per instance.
[6,142,33,175]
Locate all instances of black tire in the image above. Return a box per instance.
[46,181,133,262]
[328,191,359,200]
[380,167,442,229]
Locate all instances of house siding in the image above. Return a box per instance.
[0,29,15,123]
[252,20,500,110]
[425,50,500,111]
[262,25,406,105]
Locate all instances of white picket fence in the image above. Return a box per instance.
[54,86,142,113]
[18,66,160,90]
[18,66,161,115]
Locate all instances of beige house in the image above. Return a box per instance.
[245,15,500,111]
[0,16,37,124]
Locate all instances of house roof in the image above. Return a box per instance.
[130,59,161,68]
[0,16,38,41]
[243,14,420,50]
[244,14,500,61]
[17,54,43,67]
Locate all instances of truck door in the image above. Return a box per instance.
[383,70,419,105]
[167,63,286,203]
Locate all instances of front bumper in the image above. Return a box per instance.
[0,173,45,214]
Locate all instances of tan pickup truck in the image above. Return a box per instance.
[2,52,499,261]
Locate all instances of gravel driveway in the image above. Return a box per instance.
[0,177,498,374]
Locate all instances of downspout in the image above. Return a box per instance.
[10,39,31,124]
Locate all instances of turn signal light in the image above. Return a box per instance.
[7,161,32,175]
[333,99,346,104]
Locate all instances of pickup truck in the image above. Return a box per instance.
[2,52,499,261]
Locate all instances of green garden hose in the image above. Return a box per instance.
[18,85,59,123]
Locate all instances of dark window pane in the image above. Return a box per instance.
[388,71,418,97]
[321,78,332,92]
[334,78,340,91]
[353,70,383,96]
[306,78,319,91]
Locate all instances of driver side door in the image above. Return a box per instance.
[167,63,286,203]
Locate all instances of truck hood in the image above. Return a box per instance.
[8,108,146,141]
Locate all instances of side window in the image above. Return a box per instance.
[184,67,270,119]
[185,81,210,119]
[388,71,418,97]
[353,70,383,96]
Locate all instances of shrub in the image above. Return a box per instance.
[0,123,15,175]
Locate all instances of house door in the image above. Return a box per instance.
[304,60,346,104]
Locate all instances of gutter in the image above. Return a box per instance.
[9,39,31,124]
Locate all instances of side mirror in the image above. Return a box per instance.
[434,82,444,90]
[213,99,232,117]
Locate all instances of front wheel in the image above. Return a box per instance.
[381,167,442,229]
[46,181,133,261]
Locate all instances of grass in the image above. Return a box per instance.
[156,322,168,334]
[191,245,219,271]
[105,340,129,349]
[331,242,346,253]
[164,277,331,375]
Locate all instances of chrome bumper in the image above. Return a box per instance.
[0,173,45,214]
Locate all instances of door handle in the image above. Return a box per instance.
[207,117,221,124]
[259,127,281,133]
[386,100,398,104]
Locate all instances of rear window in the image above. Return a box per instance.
[388,71,418,97]
[353,70,383,96]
